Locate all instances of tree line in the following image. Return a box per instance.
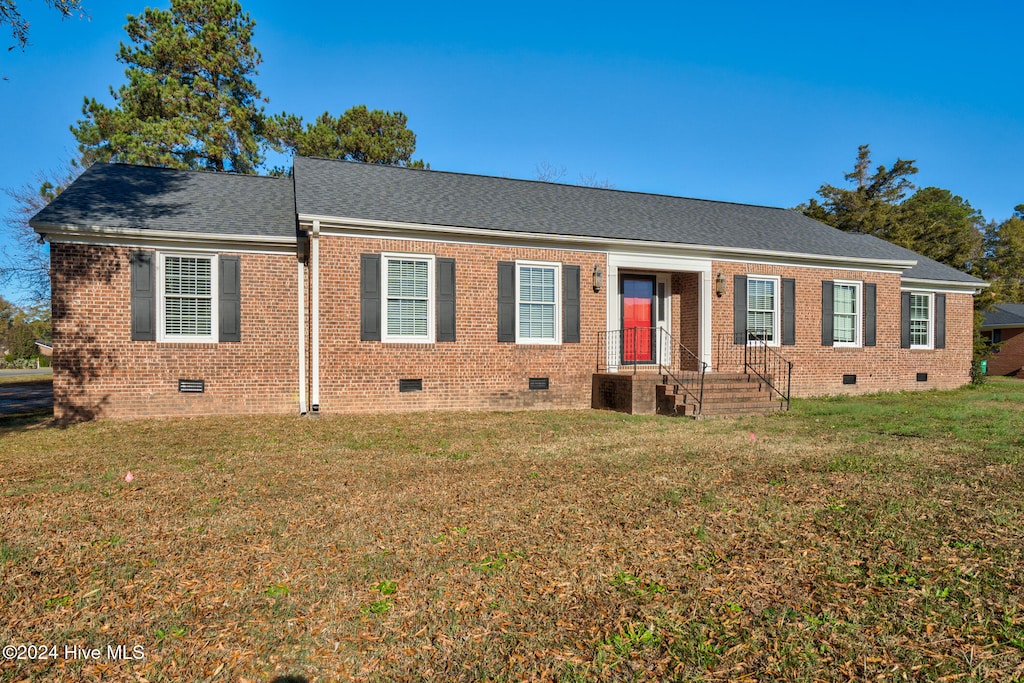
[797,144,1021,355]
[1,0,425,326]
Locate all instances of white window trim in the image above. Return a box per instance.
[746,274,780,347]
[832,279,862,348]
[381,252,436,344]
[156,251,219,344]
[909,291,934,350]
[515,259,562,345]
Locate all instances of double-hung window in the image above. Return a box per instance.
[159,253,218,342]
[516,261,561,344]
[910,292,932,349]
[832,281,861,347]
[382,253,435,343]
[746,276,779,344]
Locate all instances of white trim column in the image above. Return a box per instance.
[310,220,321,412]
[606,252,713,371]
[297,254,307,414]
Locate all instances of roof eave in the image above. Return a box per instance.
[32,220,296,252]
[298,212,918,272]
[901,276,988,294]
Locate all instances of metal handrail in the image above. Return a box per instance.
[657,328,707,415]
[595,327,707,415]
[597,327,658,374]
[743,331,793,410]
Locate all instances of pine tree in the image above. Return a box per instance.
[270,105,426,169]
[71,0,267,173]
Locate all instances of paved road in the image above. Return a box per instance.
[0,368,52,378]
[0,379,54,416]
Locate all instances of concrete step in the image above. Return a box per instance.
[656,383,786,419]
[663,386,775,402]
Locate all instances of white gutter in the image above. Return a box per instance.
[310,220,321,413]
[297,250,307,415]
[297,213,918,273]
[901,277,989,294]
[34,222,296,251]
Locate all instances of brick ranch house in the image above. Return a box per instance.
[30,157,985,421]
[981,304,1024,377]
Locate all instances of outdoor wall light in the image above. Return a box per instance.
[592,263,603,293]
[715,270,726,297]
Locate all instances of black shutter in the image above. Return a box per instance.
[782,278,795,346]
[497,261,515,342]
[436,258,456,342]
[563,264,580,343]
[130,250,156,341]
[900,291,912,349]
[864,283,876,347]
[360,254,381,341]
[821,280,834,346]
[218,256,241,342]
[733,274,747,344]
[935,293,946,349]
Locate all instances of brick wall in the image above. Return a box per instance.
[985,328,1024,376]
[710,261,974,395]
[51,239,977,421]
[313,236,605,413]
[50,243,299,420]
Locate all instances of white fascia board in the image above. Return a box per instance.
[300,213,917,273]
[36,222,296,254]
[981,323,1024,331]
[901,278,988,294]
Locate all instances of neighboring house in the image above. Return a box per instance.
[981,304,1024,377]
[30,158,986,421]
[34,341,53,357]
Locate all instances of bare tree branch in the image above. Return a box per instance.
[1,159,81,305]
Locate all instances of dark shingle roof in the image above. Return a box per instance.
[983,303,1024,328]
[31,163,296,239]
[33,159,987,287]
[847,234,985,285]
[293,157,913,262]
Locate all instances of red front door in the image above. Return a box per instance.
[623,277,655,362]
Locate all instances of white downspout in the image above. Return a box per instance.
[311,220,321,413]
[297,247,307,414]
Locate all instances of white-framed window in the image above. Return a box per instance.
[910,292,933,349]
[747,275,779,345]
[382,253,435,343]
[516,260,561,344]
[833,280,862,347]
[158,252,218,343]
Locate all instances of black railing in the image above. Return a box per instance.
[743,332,793,410]
[596,327,707,415]
[658,328,707,415]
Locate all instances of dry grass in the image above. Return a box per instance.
[1,380,1023,682]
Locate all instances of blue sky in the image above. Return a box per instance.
[2,0,1022,304]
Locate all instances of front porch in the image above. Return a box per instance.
[591,255,792,418]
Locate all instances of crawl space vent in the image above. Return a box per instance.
[178,379,205,393]
[842,374,857,385]
[399,379,423,393]
[529,377,550,391]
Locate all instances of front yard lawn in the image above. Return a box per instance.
[1,380,1023,681]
